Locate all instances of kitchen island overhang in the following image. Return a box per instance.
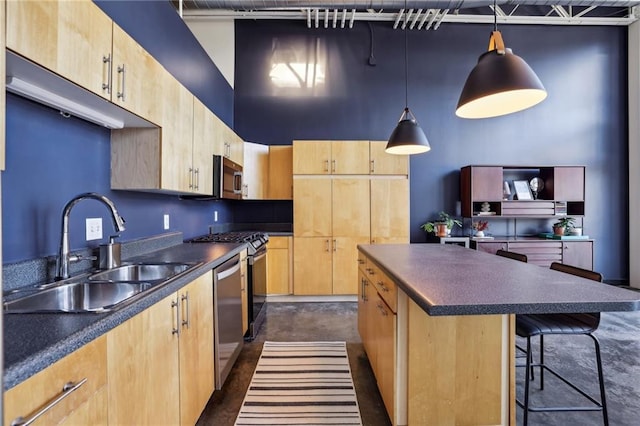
[356,243,640,426]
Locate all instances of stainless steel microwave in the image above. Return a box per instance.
[214,155,243,199]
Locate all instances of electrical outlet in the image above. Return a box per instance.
[214,210,218,222]
[86,218,103,241]
[163,214,170,230]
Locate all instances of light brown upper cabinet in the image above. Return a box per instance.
[293,140,370,175]
[370,178,410,244]
[222,125,244,166]
[268,146,293,200]
[369,141,409,175]
[243,142,270,199]
[191,97,215,195]
[6,0,162,125]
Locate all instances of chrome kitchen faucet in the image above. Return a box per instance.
[56,193,126,279]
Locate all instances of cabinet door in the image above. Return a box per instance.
[293,178,332,237]
[268,146,293,199]
[228,130,244,166]
[107,293,180,425]
[331,141,370,174]
[112,23,162,123]
[293,140,332,174]
[370,178,409,243]
[243,142,269,199]
[293,237,332,295]
[179,273,215,426]
[474,242,507,255]
[4,336,108,426]
[553,166,585,201]
[357,269,369,346]
[508,241,562,267]
[332,178,370,237]
[161,75,194,192]
[374,293,397,422]
[333,236,370,295]
[369,141,409,175]
[192,98,215,195]
[6,0,112,100]
[267,238,291,295]
[562,241,593,270]
[471,166,503,201]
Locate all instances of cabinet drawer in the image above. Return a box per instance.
[357,251,368,273]
[502,201,555,216]
[4,336,108,426]
[508,242,562,266]
[268,236,290,249]
[369,263,397,313]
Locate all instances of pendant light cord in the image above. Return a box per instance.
[404,0,409,110]
[493,0,497,31]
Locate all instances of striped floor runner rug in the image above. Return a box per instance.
[234,341,362,425]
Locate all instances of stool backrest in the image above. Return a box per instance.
[496,249,528,263]
[549,262,603,282]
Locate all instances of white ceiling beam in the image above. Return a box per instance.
[410,9,423,29]
[433,8,449,30]
[341,8,347,27]
[393,8,404,29]
[425,9,440,30]
[182,9,638,27]
[417,9,432,30]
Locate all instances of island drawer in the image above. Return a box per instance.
[369,263,397,313]
[357,251,368,273]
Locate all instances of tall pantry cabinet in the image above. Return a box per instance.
[293,141,409,295]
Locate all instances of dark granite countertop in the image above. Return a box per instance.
[358,243,640,316]
[3,241,245,391]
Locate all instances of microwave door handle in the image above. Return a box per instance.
[233,171,243,194]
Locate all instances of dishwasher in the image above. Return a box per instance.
[213,253,244,389]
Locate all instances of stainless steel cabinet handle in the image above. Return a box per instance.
[357,259,365,264]
[171,299,180,335]
[117,64,126,101]
[102,54,112,95]
[332,159,336,173]
[11,378,88,426]
[378,281,389,292]
[324,159,329,172]
[333,239,337,252]
[325,239,330,252]
[189,167,194,189]
[181,292,190,329]
[370,159,375,173]
[194,168,200,190]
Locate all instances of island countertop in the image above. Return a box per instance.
[357,243,640,316]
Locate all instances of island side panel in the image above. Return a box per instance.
[407,299,511,425]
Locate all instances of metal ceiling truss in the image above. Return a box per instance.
[176,1,640,28]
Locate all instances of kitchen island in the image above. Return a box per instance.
[357,243,640,426]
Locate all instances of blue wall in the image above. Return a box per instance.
[234,21,628,280]
[2,1,235,263]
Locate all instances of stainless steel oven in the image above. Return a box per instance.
[189,231,269,340]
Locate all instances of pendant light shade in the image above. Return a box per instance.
[386,107,431,155]
[385,2,431,156]
[456,29,547,119]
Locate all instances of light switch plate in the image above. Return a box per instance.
[164,214,170,230]
[86,218,103,241]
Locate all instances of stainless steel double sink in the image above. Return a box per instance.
[4,263,195,314]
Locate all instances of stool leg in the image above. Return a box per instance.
[523,336,532,426]
[590,334,609,426]
[540,334,545,390]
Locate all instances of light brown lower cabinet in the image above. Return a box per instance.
[108,272,214,425]
[267,236,292,295]
[4,335,108,426]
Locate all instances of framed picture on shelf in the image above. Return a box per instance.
[513,180,533,200]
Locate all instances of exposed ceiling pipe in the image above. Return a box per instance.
[187,1,640,9]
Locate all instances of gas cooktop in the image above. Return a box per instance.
[188,231,268,254]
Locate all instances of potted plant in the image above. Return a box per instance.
[472,220,489,237]
[553,217,575,236]
[421,211,463,237]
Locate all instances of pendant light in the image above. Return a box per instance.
[385,2,430,155]
[455,0,547,119]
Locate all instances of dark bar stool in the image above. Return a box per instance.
[496,250,608,426]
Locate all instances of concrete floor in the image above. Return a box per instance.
[196,302,391,426]
[197,302,640,426]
